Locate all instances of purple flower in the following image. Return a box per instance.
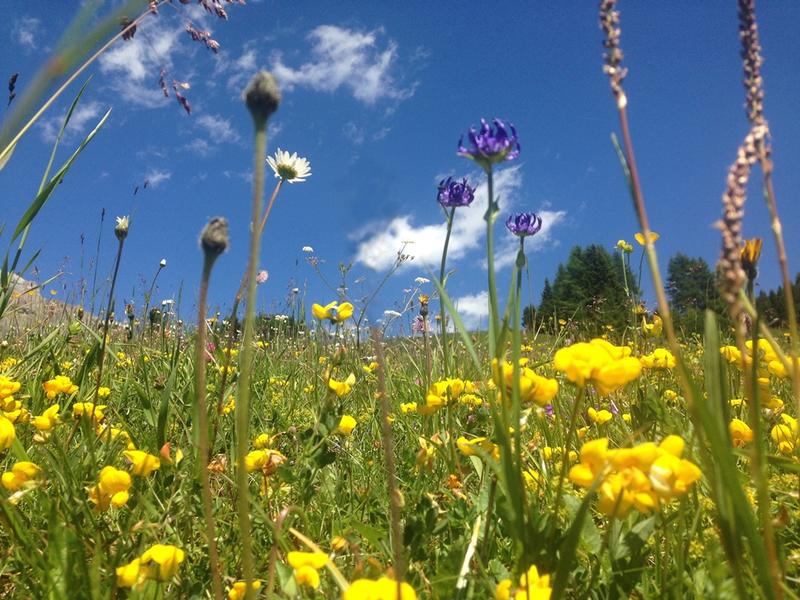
[437,177,475,208]
[458,118,520,169]
[506,212,542,237]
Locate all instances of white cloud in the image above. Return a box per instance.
[271,25,413,104]
[352,166,524,271]
[343,122,365,145]
[144,168,171,187]
[493,209,568,270]
[13,17,41,49]
[40,101,105,143]
[196,114,240,143]
[99,20,182,107]
[453,290,489,331]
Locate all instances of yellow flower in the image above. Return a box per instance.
[616,239,634,253]
[457,436,499,459]
[219,396,236,415]
[42,375,78,399]
[495,565,552,600]
[771,414,799,455]
[553,339,642,396]
[491,361,558,406]
[331,536,348,552]
[587,407,613,425]
[336,415,357,436]
[253,433,272,449]
[634,231,659,245]
[88,466,132,511]
[97,386,111,399]
[729,419,753,448]
[287,551,327,589]
[642,315,663,337]
[116,558,143,588]
[228,580,262,599]
[0,415,15,450]
[363,361,379,374]
[312,301,354,323]
[328,373,356,397]
[740,237,763,268]
[1,461,41,491]
[344,577,417,600]
[124,450,162,476]
[244,448,286,474]
[648,437,702,499]
[570,435,700,517]
[400,402,417,414]
[140,544,185,582]
[72,402,106,424]
[0,375,21,400]
[640,348,676,369]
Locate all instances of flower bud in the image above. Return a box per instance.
[115,216,130,241]
[200,217,229,259]
[243,71,281,124]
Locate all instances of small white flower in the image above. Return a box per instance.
[159,259,167,268]
[414,277,430,285]
[302,246,314,253]
[266,148,311,183]
[383,310,402,318]
[114,216,130,240]
[291,287,300,294]
[161,299,175,307]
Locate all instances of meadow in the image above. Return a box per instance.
[0,1,799,598]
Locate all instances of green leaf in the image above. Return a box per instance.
[12,107,111,242]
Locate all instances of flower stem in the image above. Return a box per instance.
[194,253,223,600]
[95,237,124,402]
[484,168,500,359]
[235,119,268,599]
[439,207,456,376]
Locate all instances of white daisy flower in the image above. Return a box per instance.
[266,148,311,183]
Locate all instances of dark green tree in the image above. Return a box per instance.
[534,245,636,333]
[666,254,723,332]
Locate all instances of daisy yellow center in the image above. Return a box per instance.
[277,164,298,180]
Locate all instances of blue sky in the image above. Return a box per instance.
[2,1,799,331]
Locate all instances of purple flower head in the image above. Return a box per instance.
[506,212,542,238]
[437,176,475,208]
[458,118,520,170]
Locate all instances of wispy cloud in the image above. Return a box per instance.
[351,166,524,271]
[39,101,105,143]
[99,20,182,108]
[12,17,41,50]
[144,168,172,187]
[195,114,240,143]
[271,25,414,105]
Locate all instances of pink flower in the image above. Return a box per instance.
[256,270,269,284]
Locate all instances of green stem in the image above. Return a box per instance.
[484,168,500,359]
[439,207,456,376]
[553,387,585,517]
[194,255,223,600]
[236,120,268,598]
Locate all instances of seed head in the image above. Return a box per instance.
[243,71,281,124]
[200,217,230,259]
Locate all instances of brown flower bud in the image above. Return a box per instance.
[200,217,229,259]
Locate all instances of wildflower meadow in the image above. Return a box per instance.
[2,1,800,598]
